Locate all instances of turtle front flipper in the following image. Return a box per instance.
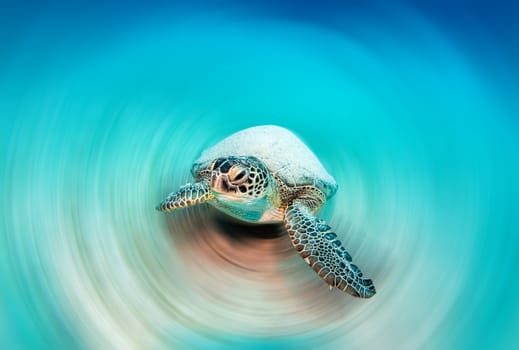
[156,181,215,212]
[284,201,376,298]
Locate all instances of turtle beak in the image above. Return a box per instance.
[211,171,234,194]
[211,171,237,194]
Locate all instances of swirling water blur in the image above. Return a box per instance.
[1,1,518,349]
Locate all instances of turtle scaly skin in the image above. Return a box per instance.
[284,200,376,298]
[276,175,375,297]
[156,182,214,211]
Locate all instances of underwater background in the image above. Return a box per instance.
[1,0,518,349]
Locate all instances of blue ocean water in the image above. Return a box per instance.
[1,1,518,349]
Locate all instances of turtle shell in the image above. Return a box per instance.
[192,125,338,198]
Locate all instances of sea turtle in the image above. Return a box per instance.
[157,125,376,298]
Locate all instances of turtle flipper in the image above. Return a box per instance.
[156,181,215,212]
[284,201,376,298]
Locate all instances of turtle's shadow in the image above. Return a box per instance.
[211,210,286,241]
[164,205,289,248]
[164,206,364,318]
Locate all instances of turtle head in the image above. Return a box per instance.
[209,156,270,202]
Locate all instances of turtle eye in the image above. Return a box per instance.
[229,166,249,184]
[234,170,247,181]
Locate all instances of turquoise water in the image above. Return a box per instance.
[1,2,519,349]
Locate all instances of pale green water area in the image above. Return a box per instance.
[1,3,518,349]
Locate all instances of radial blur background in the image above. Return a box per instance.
[1,0,518,349]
